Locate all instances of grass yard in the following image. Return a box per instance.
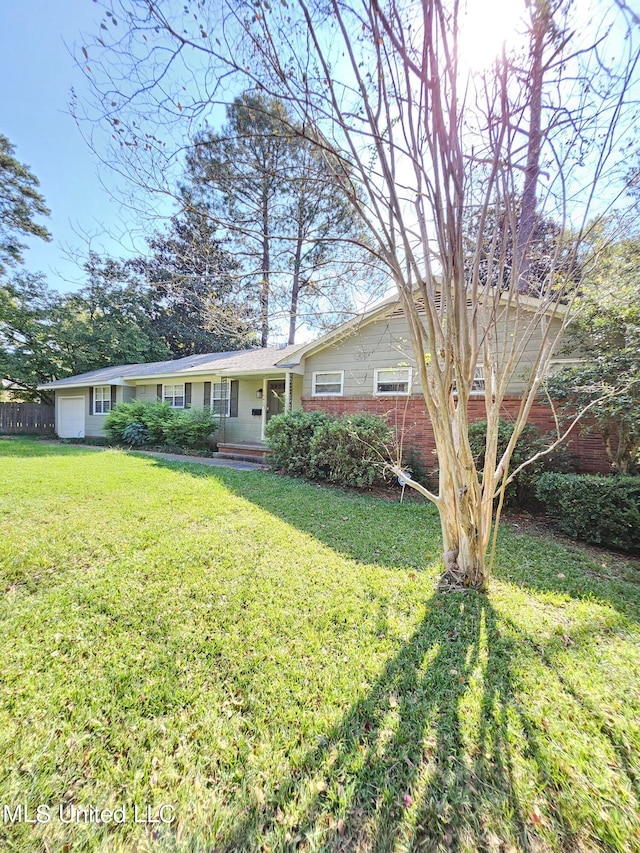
[0,438,639,853]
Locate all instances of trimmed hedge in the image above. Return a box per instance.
[535,473,640,553]
[264,409,331,476]
[310,413,394,488]
[468,420,575,508]
[266,410,394,488]
[105,401,218,451]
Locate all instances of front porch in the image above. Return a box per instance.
[215,369,302,446]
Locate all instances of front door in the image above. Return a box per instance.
[266,380,286,422]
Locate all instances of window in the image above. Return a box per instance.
[211,382,230,417]
[452,366,486,395]
[163,383,185,408]
[374,367,412,395]
[471,365,485,393]
[93,385,111,415]
[312,371,344,396]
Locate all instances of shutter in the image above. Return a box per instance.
[203,381,211,408]
[89,387,94,415]
[229,380,239,418]
[157,383,163,402]
[110,385,117,409]
[185,382,192,408]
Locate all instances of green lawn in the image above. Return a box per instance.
[0,438,639,852]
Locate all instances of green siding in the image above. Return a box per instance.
[303,308,568,398]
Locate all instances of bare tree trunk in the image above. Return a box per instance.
[516,4,548,294]
[260,186,270,348]
[288,207,305,345]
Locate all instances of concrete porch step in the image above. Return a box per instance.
[214,442,271,464]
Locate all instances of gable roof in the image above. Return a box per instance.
[38,345,300,390]
[39,289,568,389]
[276,288,569,366]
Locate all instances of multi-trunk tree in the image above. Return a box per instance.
[80,0,639,587]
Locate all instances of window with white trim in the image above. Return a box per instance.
[374,367,412,395]
[93,385,111,414]
[312,371,344,396]
[211,382,230,416]
[163,383,185,408]
[452,365,486,395]
[471,365,485,393]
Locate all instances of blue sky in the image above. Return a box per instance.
[1,0,138,290]
[2,0,636,297]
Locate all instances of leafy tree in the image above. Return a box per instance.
[187,93,293,347]
[56,253,171,374]
[0,257,169,400]
[130,202,256,356]
[186,92,377,345]
[465,206,578,297]
[278,135,377,344]
[147,206,255,354]
[0,273,60,400]
[547,228,640,474]
[0,135,51,275]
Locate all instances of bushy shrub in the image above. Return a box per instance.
[141,402,178,445]
[309,413,394,488]
[468,420,575,508]
[105,402,217,451]
[401,444,431,485]
[105,401,175,445]
[161,408,218,450]
[121,421,149,447]
[265,409,395,487]
[535,473,640,553]
[265,409,332,476]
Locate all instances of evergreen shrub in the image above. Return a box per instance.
[535,473,640,552]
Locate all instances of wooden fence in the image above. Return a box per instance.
[0,402,55,434]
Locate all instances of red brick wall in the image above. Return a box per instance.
[302,394,612,475]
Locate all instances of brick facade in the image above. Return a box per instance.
[302,394,611,475]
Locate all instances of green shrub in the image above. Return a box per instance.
[161,408,218,450]
[401,444,431,485]
[105,402,217,451]
[141,402,178,445]
[105,401,175,446]
[265,409,332,476]
[310,413,395,488]
[121,421,149,447]
[535,473,640,553]
[468,420,575,508]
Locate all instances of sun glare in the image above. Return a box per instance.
[458,0,527,70]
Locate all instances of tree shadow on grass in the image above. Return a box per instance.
[491,522,640,625]
[215,592,602,852]
[144,457,442,572]
[144,455,640,623]
[6,447,636,848]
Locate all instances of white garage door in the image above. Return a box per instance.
[58,396,85,438]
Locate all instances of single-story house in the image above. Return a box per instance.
[39,293,609,472]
